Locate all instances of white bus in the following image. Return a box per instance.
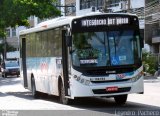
[19,12,144,105]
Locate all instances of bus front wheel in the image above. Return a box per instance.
[59,82,70,105]
[114,94,128,105]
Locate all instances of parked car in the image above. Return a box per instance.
[1,60,20,78]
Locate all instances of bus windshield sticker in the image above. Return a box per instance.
[111,56,119,65]
[56,59,62,65]
[119,55,126,61]
[80,59,98,65]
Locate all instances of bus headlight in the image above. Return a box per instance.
[85,80,90,85]
[73,75,90,85]
[131,71,143,82]
[73,75,80,81]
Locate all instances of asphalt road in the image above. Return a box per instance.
[0,75,160,116]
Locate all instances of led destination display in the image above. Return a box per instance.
[72,14,138,33]
[81,18,129,27]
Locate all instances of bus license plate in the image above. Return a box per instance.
[106,86,118,92]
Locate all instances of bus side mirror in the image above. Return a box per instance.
[66,35,72,47]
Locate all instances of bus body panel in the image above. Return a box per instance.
[25,57,62,96]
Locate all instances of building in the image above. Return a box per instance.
[5,0,145,51]
[64,0,76,16]
[145,0,160,53]
[76,0,104,16]
[5,26,26,50]
[76,0,144,39]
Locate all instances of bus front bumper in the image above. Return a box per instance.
[70,76,144,98]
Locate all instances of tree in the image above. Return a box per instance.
[142,50,158,75]
[0,0,61,60]
[0,0,60,34]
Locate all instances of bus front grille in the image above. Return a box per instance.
[91,79,130,83]
[82,68,134,76]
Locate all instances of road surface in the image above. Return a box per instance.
[0,76,160,116]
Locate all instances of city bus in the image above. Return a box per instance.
[19,12,144,105]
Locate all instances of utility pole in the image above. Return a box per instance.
[4,36,6,60]
[103,0,110,13]
[128,0,131,9]
[127,0,131,12]
[3,28,7,61]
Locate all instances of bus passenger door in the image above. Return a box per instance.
[62,30,70,96]
[21,38,28,88]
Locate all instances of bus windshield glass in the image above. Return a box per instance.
[72,30,141,67]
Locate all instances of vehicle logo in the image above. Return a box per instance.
[106,71,116,74]
[40,62,48,72]
[116,74,125,79]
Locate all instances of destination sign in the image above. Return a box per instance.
[81,17,129,27]
[72,15,138,33]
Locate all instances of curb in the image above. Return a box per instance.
[144,76,157,80]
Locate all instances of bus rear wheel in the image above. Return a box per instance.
[114,94,128,105]
[31,77,40,98]
[59,82,70,105]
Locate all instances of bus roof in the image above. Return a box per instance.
[19,16,74,35]
[19,12,137,36]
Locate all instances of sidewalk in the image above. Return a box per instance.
[144,75,160,83]
[144,75,157,80]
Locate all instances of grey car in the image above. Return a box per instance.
[1,60,20,78]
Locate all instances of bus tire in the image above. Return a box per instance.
[59,81,70,105]
[114,94,128,105]
[31,77,40,99]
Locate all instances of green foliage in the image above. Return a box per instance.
[142,51,158,75]
[0,29,6,37]
[0,0,61,37]
[0,0,60,58]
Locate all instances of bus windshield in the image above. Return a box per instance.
[72,30,141,68]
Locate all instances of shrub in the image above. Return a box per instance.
[142,51,158,75]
